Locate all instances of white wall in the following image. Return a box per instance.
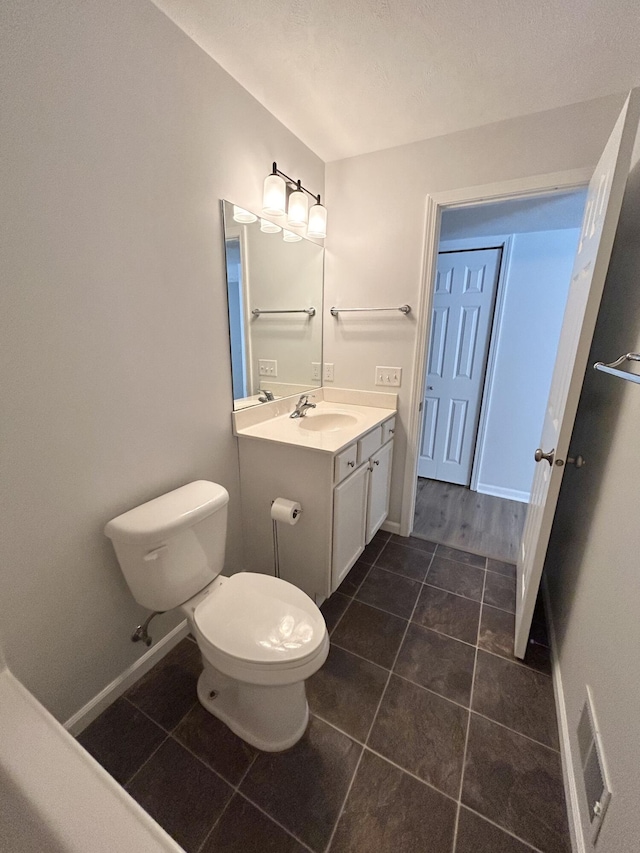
[473,229,580,501]
[325,94,626,526]
[545,134,640,853]
[0,0,323,722]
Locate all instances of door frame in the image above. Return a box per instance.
[400,169,592,537]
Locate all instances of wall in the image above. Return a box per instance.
[468,229,580,501]
[545,135,640,852]
[0,0,323,722]
[324,93,626,527]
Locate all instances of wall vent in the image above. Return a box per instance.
[577,687,612,844]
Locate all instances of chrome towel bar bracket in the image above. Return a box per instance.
[594,352,640,385]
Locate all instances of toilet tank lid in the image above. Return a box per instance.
[104,481,229,544]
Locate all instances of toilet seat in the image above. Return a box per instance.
[193,573,328,684]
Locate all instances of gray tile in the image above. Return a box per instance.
[389,533,438,555]
[321,592,351,633]
[436,545,486,569]
[462,715,570,853]
[375,541,433,581]
[355,566,421,619]
[126,738,232,853]
[332,600,407,668]
[478,605,551,675]
[337,559,370,596]
[394,623,475,706]
[472,651,559,749]
[483,572,516,613]
[173,702,256,785]
[331,750,456,853]
[359,530,390,566]
[240,716,361,852]
[426,556,485,601]
[77,698,165,785]
[456,807,535,853]
[125,638,201,731]
[307,645,388,741]
[486,558,516,579]
[368,675,468,797]
[413,585,480,645]
[201,794,307,853]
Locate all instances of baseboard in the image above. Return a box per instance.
[64,621,190,736]
[476,483,530,503]
[380,519,401,535]
[542,578,586,853]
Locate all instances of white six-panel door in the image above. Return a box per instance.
[418,248,501,485]
[515,90,640,658]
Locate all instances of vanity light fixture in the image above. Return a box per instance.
[283,229,302,243]
[232,205,257,224]
[260,218,282,234]
[262,162,327,239]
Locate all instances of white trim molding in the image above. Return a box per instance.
[64,621,190,736]
[476,483,530,503]
[400,168,592,537]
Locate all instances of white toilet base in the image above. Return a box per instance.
[196,661,310,752]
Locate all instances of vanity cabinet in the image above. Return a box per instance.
[237,412,395,603]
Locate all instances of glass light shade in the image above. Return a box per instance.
[287,190,309,227]
[260,218,282,233]
[283,229,302,242]
[262,173,286,216]
[232,205,257,224]
[307,203,327,238]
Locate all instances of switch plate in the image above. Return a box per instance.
[323,363,335,382]
[311,362,321,381]
[375,366,402,387]
[258,359,277,377]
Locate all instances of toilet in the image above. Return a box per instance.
[104,480,329,751]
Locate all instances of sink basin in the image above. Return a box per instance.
[297,412,359,432]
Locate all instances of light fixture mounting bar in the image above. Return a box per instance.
[271,162,321,204]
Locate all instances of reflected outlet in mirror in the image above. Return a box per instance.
[222,200,324,411]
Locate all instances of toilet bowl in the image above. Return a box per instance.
[105,481,328,751]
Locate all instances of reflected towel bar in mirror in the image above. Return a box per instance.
[593,352,640,384]
[330,304,411,317]
[251,307,316,317]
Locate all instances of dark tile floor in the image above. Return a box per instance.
[77,531,569,853]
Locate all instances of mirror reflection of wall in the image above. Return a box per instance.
[222,201,323,411]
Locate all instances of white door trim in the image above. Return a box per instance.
[400,168,592,536]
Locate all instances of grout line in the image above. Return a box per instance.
[468,709,561,754]
[451,565,484,852]
[421,579,484,604]
[195,753,260,853]
[123,733,170,789]
[235,789,317,853]
[459,804,547,853]
[323,551,434,853]
[484,566,517,579]
[122,695,176,736]
[363,745,459,805]
[365,562,430,584]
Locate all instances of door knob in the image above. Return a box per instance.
[534,448,555,466]
[567,454,586,468]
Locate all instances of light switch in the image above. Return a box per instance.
[375,366,402,387]
[258,359,277,377]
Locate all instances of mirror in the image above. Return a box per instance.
[222,200,324,411]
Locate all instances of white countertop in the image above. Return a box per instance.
[234,399,396,454]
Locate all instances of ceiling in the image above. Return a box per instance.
[151,0,640,162]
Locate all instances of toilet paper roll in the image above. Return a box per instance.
[270,498,302,525]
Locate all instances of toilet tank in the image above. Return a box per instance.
[104,481,229,612]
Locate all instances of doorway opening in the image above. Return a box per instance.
[412,189,588,563]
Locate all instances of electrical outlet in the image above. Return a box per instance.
[311,362,321,381]
[258,359,277,377]
[375,366,402,387]
[323,363,334,382]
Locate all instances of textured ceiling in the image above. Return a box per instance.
[151,0,640,161]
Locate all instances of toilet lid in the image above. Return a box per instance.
[193,573,326,665]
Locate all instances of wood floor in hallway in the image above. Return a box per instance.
[413,478,526,563]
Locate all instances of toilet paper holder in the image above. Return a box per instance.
[270,498,303,578]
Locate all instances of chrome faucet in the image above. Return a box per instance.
[258,389,275,402]
[290,394,316,418]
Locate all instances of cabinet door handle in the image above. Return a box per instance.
[373,460,380,465]
[347,460,355,468]
[389,428,394,435]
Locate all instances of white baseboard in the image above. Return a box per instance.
[542,578,586,853]
[64,621,190,736]
[476,483,530,503]
[380,519,401,535]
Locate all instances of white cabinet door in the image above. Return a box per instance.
[366,440,393,543]
[332,463,368,591]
